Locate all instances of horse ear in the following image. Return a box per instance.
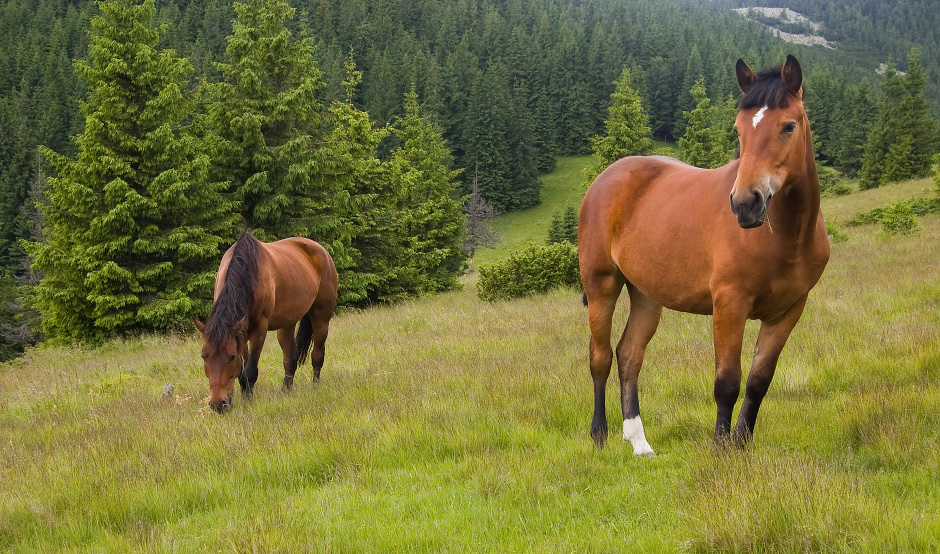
[231,316,248,337]
[194,318,206,334]
[781,54,803,95]
[736,59,756,93]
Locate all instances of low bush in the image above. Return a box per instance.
[818,165,853,197]
[477,243,580,301]
[846,197,940,227]
[825,220,848,244]
[879,201,920,236]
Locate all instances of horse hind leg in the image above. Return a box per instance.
[616,285,662,456]
[584,272,625,447]
[277,325,299,391]
[296,304,332,382]
[308,312,331,382]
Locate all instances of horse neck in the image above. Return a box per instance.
[770,117,821,242]
[206,236,261,343]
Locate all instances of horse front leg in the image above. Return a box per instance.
[277,326,298,391]
[711,297,748,445]
[734,294,808,445]
[242,328,267,400]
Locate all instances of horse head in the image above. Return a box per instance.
[195,316,249,413]
[730,55,811,229]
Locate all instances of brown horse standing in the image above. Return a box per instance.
[195,231,338,413]
[578,55,829,454]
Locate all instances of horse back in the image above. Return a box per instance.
[258,238,338,330]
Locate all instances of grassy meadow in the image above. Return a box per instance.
[2,158,940,552]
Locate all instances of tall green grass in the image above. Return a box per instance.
[2,166,940,552]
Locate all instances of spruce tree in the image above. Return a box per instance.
[27,0,236,343]
[546,211,566,245]
[860,50,938,188]
[320,52,391,305]
[202,0,334,243]
[464,61,513,212]
[678,77,727,169]
[859,61,904,189]
[833,82,877,177]
[584,67,653,183]
[388,87,467,294]
[561,206,578,243]
[897,49,938,179]
[673,45,704,139]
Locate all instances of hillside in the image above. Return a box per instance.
[2,158,939,551]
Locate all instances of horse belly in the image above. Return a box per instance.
[614,231,716,315]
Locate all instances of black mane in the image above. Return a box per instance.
[204,230,261,346]
[739,66,794,110]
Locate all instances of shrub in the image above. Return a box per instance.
[818,165,853,197]
[847,198,940,227]
[879,201,920,236]
[477,243,580,301]
[825,220,848,244]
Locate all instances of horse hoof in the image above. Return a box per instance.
[590,427,608,448]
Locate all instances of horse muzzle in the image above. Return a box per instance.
[730,190,771,229]
[209,394,233,414]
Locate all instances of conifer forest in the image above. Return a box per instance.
[0,0,938,358]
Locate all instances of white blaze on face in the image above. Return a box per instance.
[752,105,769,129]
[623,416,655,456]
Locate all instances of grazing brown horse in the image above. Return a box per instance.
[195,231,338,413]
[578,55,830,454]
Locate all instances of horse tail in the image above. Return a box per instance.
[582,293,588,307]
[295,313,314,365]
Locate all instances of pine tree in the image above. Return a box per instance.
[678,77,727,169]
[673,45,704,138]
[464,60,513,212]
[507,79,541,209]
[714,94,739,160]
[26,0,236,343]
[388,87,467,294]
[546,211,566,245]
[584,67,653,183]
[320,52,392,305]
[859,50,939,188]
[561,205,579,244]
[202,0,333,242]
[898,49,938,179]
[859,61,905,189]
[833,81,877,177]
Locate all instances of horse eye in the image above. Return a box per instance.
[229,354,236,362]
[783,122,797,133]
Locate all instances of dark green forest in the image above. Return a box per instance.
[1,0,938,356]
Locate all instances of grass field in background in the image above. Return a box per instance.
[2,160,939,552]
[474,156,590,267]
